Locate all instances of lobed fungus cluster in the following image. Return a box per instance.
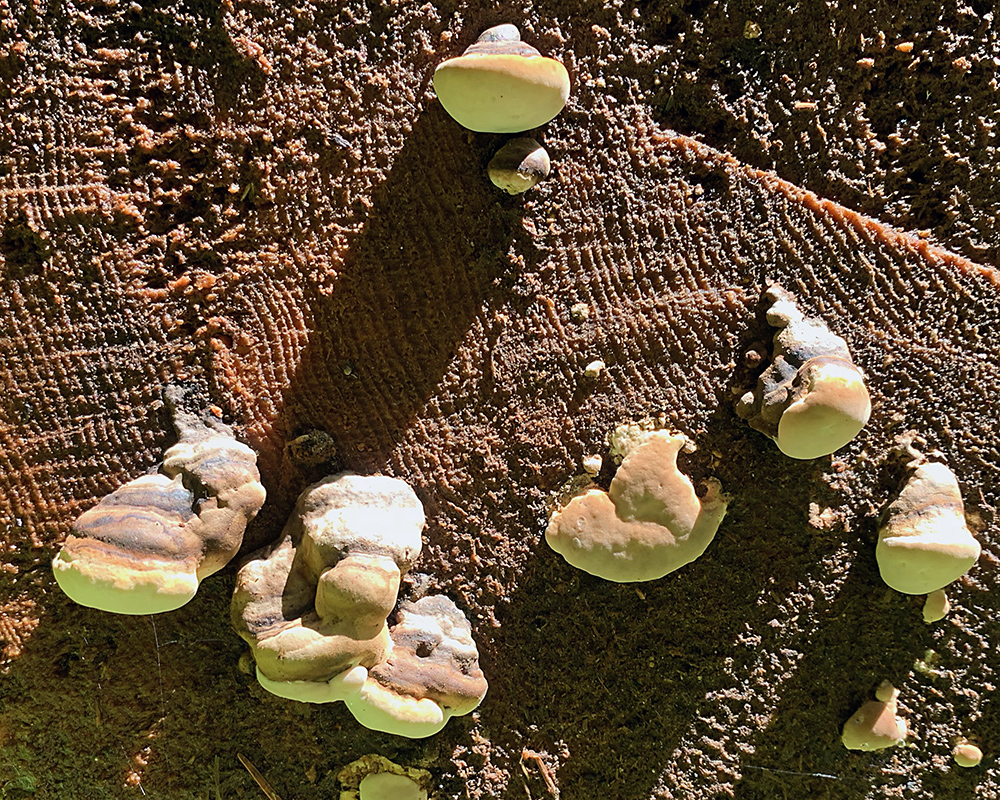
[52,391,485,740]
[736,285,871,460]
[232,473,488,738]
[546,427,728,582]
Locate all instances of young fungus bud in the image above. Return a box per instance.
[337,755,432,800]
[922,588,950,623]
[488,137,551,194]
[52,386,266,615]
[433,24,570,133]
[736,285,871,459]
[841,681,908,751]
[360,772,427,800]
[953,741,983,768]
[877,459,981,595]
[546,429,728,582]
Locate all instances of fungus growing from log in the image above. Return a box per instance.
[488,137,551,194]
[360,772,427,800]
[736,285,871,459]
[877,456,981,595]
[841,681,908,751]
[433,24,570,133]
[338,754,431,800]
[52,386,266,615]
[345,595,489,738]
[232,474,487,737]
[545,428,728,582]
[953,741,983,768]
[922,588,950,623]
[232,473,423,703]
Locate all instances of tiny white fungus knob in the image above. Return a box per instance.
[582,454,603,476]
[922,589,950,623]
[583,359,605,379]
[841,681,907,751]
[953,741,983,768]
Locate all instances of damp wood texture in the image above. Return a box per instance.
[1,2,999,800]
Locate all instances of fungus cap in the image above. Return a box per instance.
[232,474,423,694]
[546,430,728,582]
[433,25,570,133]
[877,461,981,595]
[953,742,983,768]
[841,683,907,751]
[255,664,368,704]
[776,357,872,459]
[337,755,431,800]
[488,137,550,194]
[53,396,265,615]
[359,772,427,800]
[345,595,488,738]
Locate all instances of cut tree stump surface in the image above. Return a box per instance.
[0,2,997,799]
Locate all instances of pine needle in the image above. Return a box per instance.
[237,753,283,800]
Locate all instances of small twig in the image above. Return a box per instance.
[521,749,560,799]
[237,753,283,800]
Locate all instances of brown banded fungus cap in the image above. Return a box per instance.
[545,429,729,582]
[232,473,423,704]
[433,24,570,133]
[345,595,489,738]
[877,457,981,595]
[736,285,871,459]
[52,386,266,615]
[841,681,908,751]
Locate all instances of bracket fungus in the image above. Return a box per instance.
[337,754,431,800]
[877,453,981,595]
[953,741,984,768]
[359,772,426,800]
[433,24,570,133]
[736,285,871,459]
[841,681,908,751]
[232,473,487,737]
[344,595,489,738]
[488,137,551,194]
[545,428,728,582]
[52,387,266,615]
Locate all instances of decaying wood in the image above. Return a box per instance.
[1,2,997,799]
